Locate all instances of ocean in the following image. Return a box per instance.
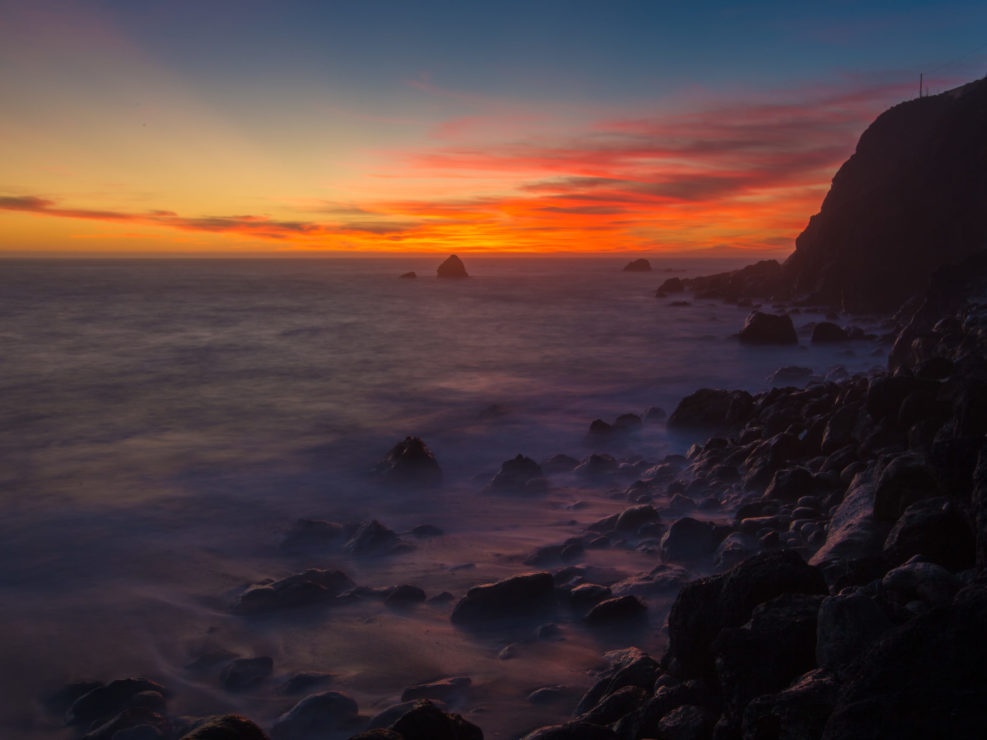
[0,256,887,738]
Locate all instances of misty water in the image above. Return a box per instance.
[0,257,888,738]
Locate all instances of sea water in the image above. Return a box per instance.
[0,257,886,738]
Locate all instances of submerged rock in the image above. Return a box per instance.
[233,569,355,614]
[399,271,417,279]
[375,436,442,488]
[66,678,168,727]
[436,255,469,279]
[220,657,273,691]
[488,454,548,494]
[344,520,411,556]
[667,388,753,433]
[811,321,849,343]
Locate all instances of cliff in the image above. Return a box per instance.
[783,75,987,312]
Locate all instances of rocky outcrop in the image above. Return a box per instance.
[622,258,651,272]
[437,255,469,278]
[374,437,442,487]
[738,311,798,345]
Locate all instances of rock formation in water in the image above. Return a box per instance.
[374,436,443,487]
[437,254,469,278]
[623,258,652,272]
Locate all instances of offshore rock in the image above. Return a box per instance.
[375,436,442,488]
[667,388,754,433]
[622,258,652,272]
[488,454,548,494]
[437,254,469,278]
[738,311,798,345]
[450,572,555,624]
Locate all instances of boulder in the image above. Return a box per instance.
[450,572,555,624]
[178,715,269,740]
[375,436,442,487]
[742,669,838,740]
[271,691,359,739]
[584,595,647,626]
[67,679,168,727]
[809,473,888,582]
[816,590,893,675]
[520,722,616,740]
[233,569,355,614]
[578,685,647,726]
[660,517,720,563]
[219,657,273,691]
[436,255,469,279]
[389,700,483,740]
[622,258,652,272]
[657,704,718,740]
[738,311,797,345]
[667,389,754,433]
[344,520,409,556]
[614,504,661,533]
[872,455,941,521]
[883,496,974,570]
[488,454,548,494]
[401,677,470,705]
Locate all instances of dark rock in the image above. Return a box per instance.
[544,454,580,473]
[644,406,668,422]
[569,583,612,607]
[742,669,838,740]
[623,258,652,272]
[680,259,785,303]
[44,681,103,719]
[280,673,333,696]
[527,686,568,705]
[769,366,813,385]
[665,550,827,680]
[436,255,469,279]
[399,272,417,279]
[714,532,760,570]
[657,704,718,740]
[574,648,662,716]
[113,725,166,740]
[763,467,819,502]
[822,585,987,739]
[883,496,974,570]
[401,676,470,705]
[366,701,438,730]
[614,413,643,430]
[83,707,168,740]
[584,595,647,625]
[578,685,647,726]
[344,520,409,556]
[178,715,270,740]
[520,722,616,740]
[375,436,442,487]
[712,593,824,722]
[667,389,754,433]
[450,572,555,624]
[233,569,355,614]
[280,519,345,553]
[816,590,893,675]
[809,474,887,581]
[385,584,427,606]
[610,564,693,598]
[411,524,444,538]
[489,454,547,494]
[220,657,273,691]
[614,504,661,533]
[811,322,849,343]
[658,277,685,294]
[575,454,618,479]
[348,731,403,740]
[738,311,797,345]
[389,700,483,740]
[67,678,168,726]
[271,691,359,739]
[872,455,941,522]
[660,517,719,563]
[881,561,960,610]
[820,404,860,454]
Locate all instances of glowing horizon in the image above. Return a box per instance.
[2,0,985,257]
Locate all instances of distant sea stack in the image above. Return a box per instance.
[784,76,987,312]
[437,254,469,279]
[623,258,652,272]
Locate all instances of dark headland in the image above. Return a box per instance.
[51,77,987,740]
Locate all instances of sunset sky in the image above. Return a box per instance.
[2,0,985,256]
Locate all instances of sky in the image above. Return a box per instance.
[2,0,986,257]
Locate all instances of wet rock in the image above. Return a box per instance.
[385,584,427,607]
[809,473,887,582]
[67,678,168,727]
[279,519,345,554]
[816,589,893,675]
[763,466,819,502]
[450,572,555,624]
[344,520,410,556]
[584,595,646,625]
[544,454,580,473]
[822,585,987,739]
[401,676,471,705]
[574,648,662,716]
[811,322,849,343]
[623,258,652,272]
[527,686,568,705]
[569,583,612,607]
[234,569,355,614]
[271,691,359,739]
[611,563,693,598]
[667,389,754,433]
[742,669,838,740]
[872,455,941,521]
[665,550,827,680]
[220,657,273,691]
[389,699,483,740]
[488,454,548,494]
[178,715,270,740]
[714,532,760,570]
[366,701,443,730]
[375,436,442,488]
[881,560,960,610]
[657,704,718,740]
[614,504,661,533]
[436,254,469,279]
[578,684,647,726]
[83,708,168,740]
[882,496,974,570]
[660,517,720,563]
[575,454,618,479]
[738,311,797,345]
[520,722,616,740]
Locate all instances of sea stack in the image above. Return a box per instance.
[622,258,652,272]
[437,254,469,279]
